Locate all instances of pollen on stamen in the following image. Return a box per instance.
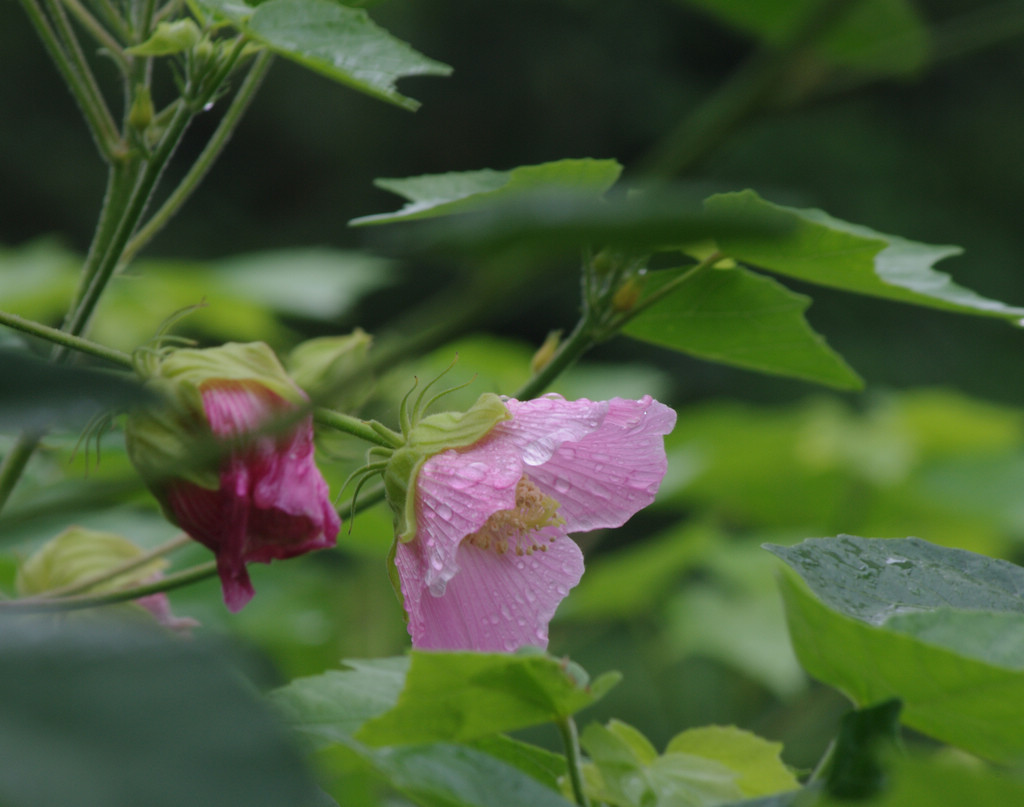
[464,475,564,556]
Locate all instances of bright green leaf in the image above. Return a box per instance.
[199,0,451,110]
[268,657,410,748]
[356,650,620,745]
[351,159,623,226]
[581,720,747,807]
[0,624,318,807]
[622,265,863,389]
[125,19,201,56]
[681,0,928,75]
[706,190,1024,320]
[665,726,799,798]
[774,567,1024,763]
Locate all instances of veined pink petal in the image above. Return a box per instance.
[404,446,524,597]
[525,395,677,533]
[497,396,609,467]
[405,530,584,651]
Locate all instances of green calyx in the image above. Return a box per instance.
[383,392,510,543]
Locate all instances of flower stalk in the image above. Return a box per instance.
[557,716,592,807]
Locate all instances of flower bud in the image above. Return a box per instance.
[285,328,373,410]
[17,526,196,632]
[125,342,340,611]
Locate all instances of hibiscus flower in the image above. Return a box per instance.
[126,342,340,611]
[393,394,675,651]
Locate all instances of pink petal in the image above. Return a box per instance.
[403,530,584,651]
[525,396,676,532]
[497,396,609,467]
[410,444,524,596]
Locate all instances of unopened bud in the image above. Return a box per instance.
[530,330,561,375]
[128,85,154,131]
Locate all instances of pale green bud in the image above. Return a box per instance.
[127,19,201,56]
[285,329,373,410]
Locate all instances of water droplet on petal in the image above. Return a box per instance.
[554,478,571,494]
[500,604,512,620]
[515,560,526,570]
[524,588,537,603]
[430,557,444,571]
[489,613,501,625]
[435,503,453,521]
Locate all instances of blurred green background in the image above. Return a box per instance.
[4,0,1024,782]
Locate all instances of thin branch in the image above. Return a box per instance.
[123,51,274,262]
[0,310,133,367]
[61,0,129,71]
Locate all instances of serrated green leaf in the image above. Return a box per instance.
[351,159,624,226]
[623,265,863,389]
[0,624,318,807]
[706,190,1024,320]
[581,720,748,807]
[199,0,450,110]
[268,657,410,747]
[665,726,799,798]
[356,650,620,745]
[681,0,928,75]
[773,559,1024,763]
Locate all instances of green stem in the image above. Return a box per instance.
[636,0,861,177]
[122,51,274,263]
[0,433,44,515]
[612,252,722,330]
[0,310,133,367]
[17,0,122,161]
[314,408,403,448]
[61,0,129,70]
[556,716,591,807]
[0,561,219,613]
[60,98,194,344]
[514,315,596,400]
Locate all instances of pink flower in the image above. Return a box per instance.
[165,379,340,611]
[394,394,676,651]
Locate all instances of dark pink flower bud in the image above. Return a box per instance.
[126,343,340,611]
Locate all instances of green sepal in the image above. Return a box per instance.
[384,392,510,543]
[126,19,202,56]
[285,328,373,409]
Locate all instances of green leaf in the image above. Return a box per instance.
[0,349,153,430]
[125,19,201,56]
[817,754,1024,807]
[357,650,620,745]
[268,657,410,748]
[198,0,451,110]
[665,726,799,798]
[0,624,318,807]
[706,190,1024,320]
[622,265,863,389]
[581,720,751,807]
[466,735,568,792]
[351,159,624,226]
[769,538,1024,763]
[363,742,576,807]
[765,535,1024,625]
[682,0,928,75]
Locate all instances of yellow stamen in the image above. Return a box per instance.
[465,475,564,556]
